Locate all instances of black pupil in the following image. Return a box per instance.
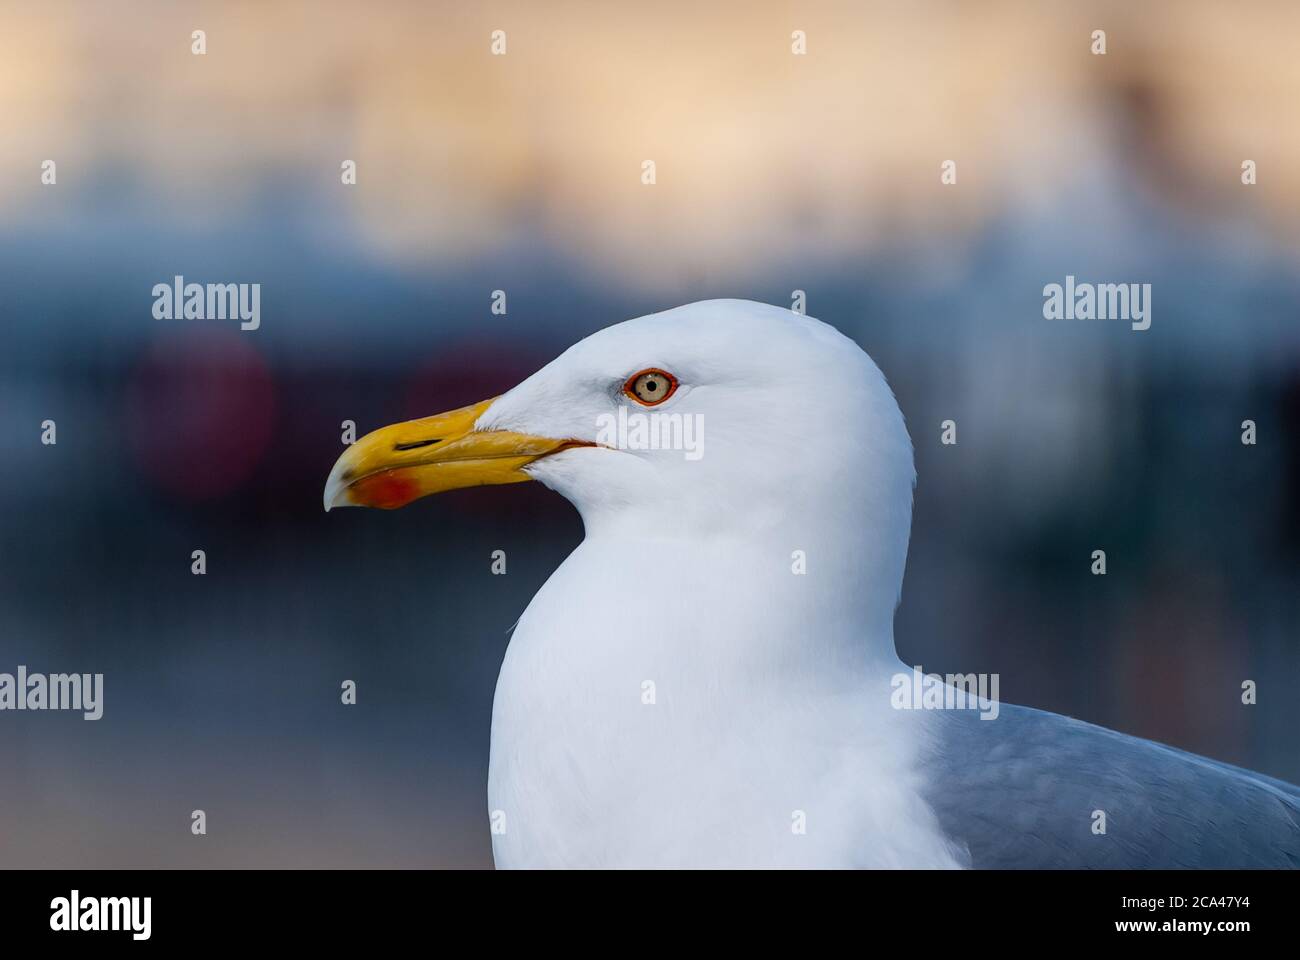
[645,379,658,392]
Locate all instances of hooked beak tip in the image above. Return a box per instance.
[322,463,354,512]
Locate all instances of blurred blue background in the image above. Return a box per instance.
[1,0,1297,866]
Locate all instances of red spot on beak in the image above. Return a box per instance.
[350,471,421,509]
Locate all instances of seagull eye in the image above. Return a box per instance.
[624,368,678,406]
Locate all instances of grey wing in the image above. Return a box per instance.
[922,703,1300,868]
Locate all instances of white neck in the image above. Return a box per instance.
[486,529,959,868]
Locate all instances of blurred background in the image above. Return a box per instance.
[1,0,1297,867]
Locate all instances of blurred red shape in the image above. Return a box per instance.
[125,328,276,501]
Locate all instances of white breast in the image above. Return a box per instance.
[486,537,962,869]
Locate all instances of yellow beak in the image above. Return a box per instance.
[323,397,589,510]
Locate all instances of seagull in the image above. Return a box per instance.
[324,299,1300,868]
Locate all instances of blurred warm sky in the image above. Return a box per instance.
[4,0,1300,286]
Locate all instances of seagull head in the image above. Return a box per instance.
[324,300,914,585]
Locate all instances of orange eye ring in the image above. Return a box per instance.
[623,368,679,406]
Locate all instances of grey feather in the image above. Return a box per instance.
[923,703,1300,868]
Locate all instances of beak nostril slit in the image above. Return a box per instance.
[393,438,442,451]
